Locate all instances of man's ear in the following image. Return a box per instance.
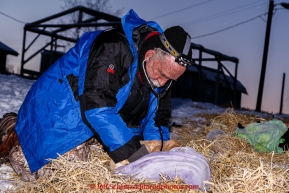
[144,50,155,60]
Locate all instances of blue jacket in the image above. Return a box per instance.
[15,10,170,173]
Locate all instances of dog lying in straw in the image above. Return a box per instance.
[0,112,180,181]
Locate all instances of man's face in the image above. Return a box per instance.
[145,52,186,87]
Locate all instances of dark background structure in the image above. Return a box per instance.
[0,41,19,74]
[172,43,247,108]
[18,6,247,108]
[20,6,121,78]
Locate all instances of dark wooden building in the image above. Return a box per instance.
[0,41,19,74]
[18,6,247,108]
[20,6,121,78]
[172,43,247,108]
[172,65,247,108]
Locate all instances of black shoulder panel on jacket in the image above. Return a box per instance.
[81,28,133,111]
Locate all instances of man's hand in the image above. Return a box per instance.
[108,144,149,170]
[108,140,181,170]
[140,139,181,153]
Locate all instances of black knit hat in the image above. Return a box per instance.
[161,26,193,67]
[140,26,193,67]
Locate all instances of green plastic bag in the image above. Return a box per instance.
[235,119,288,153]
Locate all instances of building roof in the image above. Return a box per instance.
[0,41,19,56]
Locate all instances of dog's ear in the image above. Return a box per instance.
[108,159,129,170]
[163,139,181,151]
[140,140,161,153]
[140,139,181,153]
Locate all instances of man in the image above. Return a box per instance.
[1,9,193,180]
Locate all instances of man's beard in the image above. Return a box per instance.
[149,78,161,88]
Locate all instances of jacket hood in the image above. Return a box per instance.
[121,9,163,57]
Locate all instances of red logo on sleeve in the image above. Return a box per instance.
[107,64,115,74]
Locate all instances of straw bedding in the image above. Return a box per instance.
[4,108,289,193]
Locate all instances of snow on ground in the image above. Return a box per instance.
[0,73,288,192]
[0,74,35,118]
[0,165,14,192]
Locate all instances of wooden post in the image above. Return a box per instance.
[279,73,286,114]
